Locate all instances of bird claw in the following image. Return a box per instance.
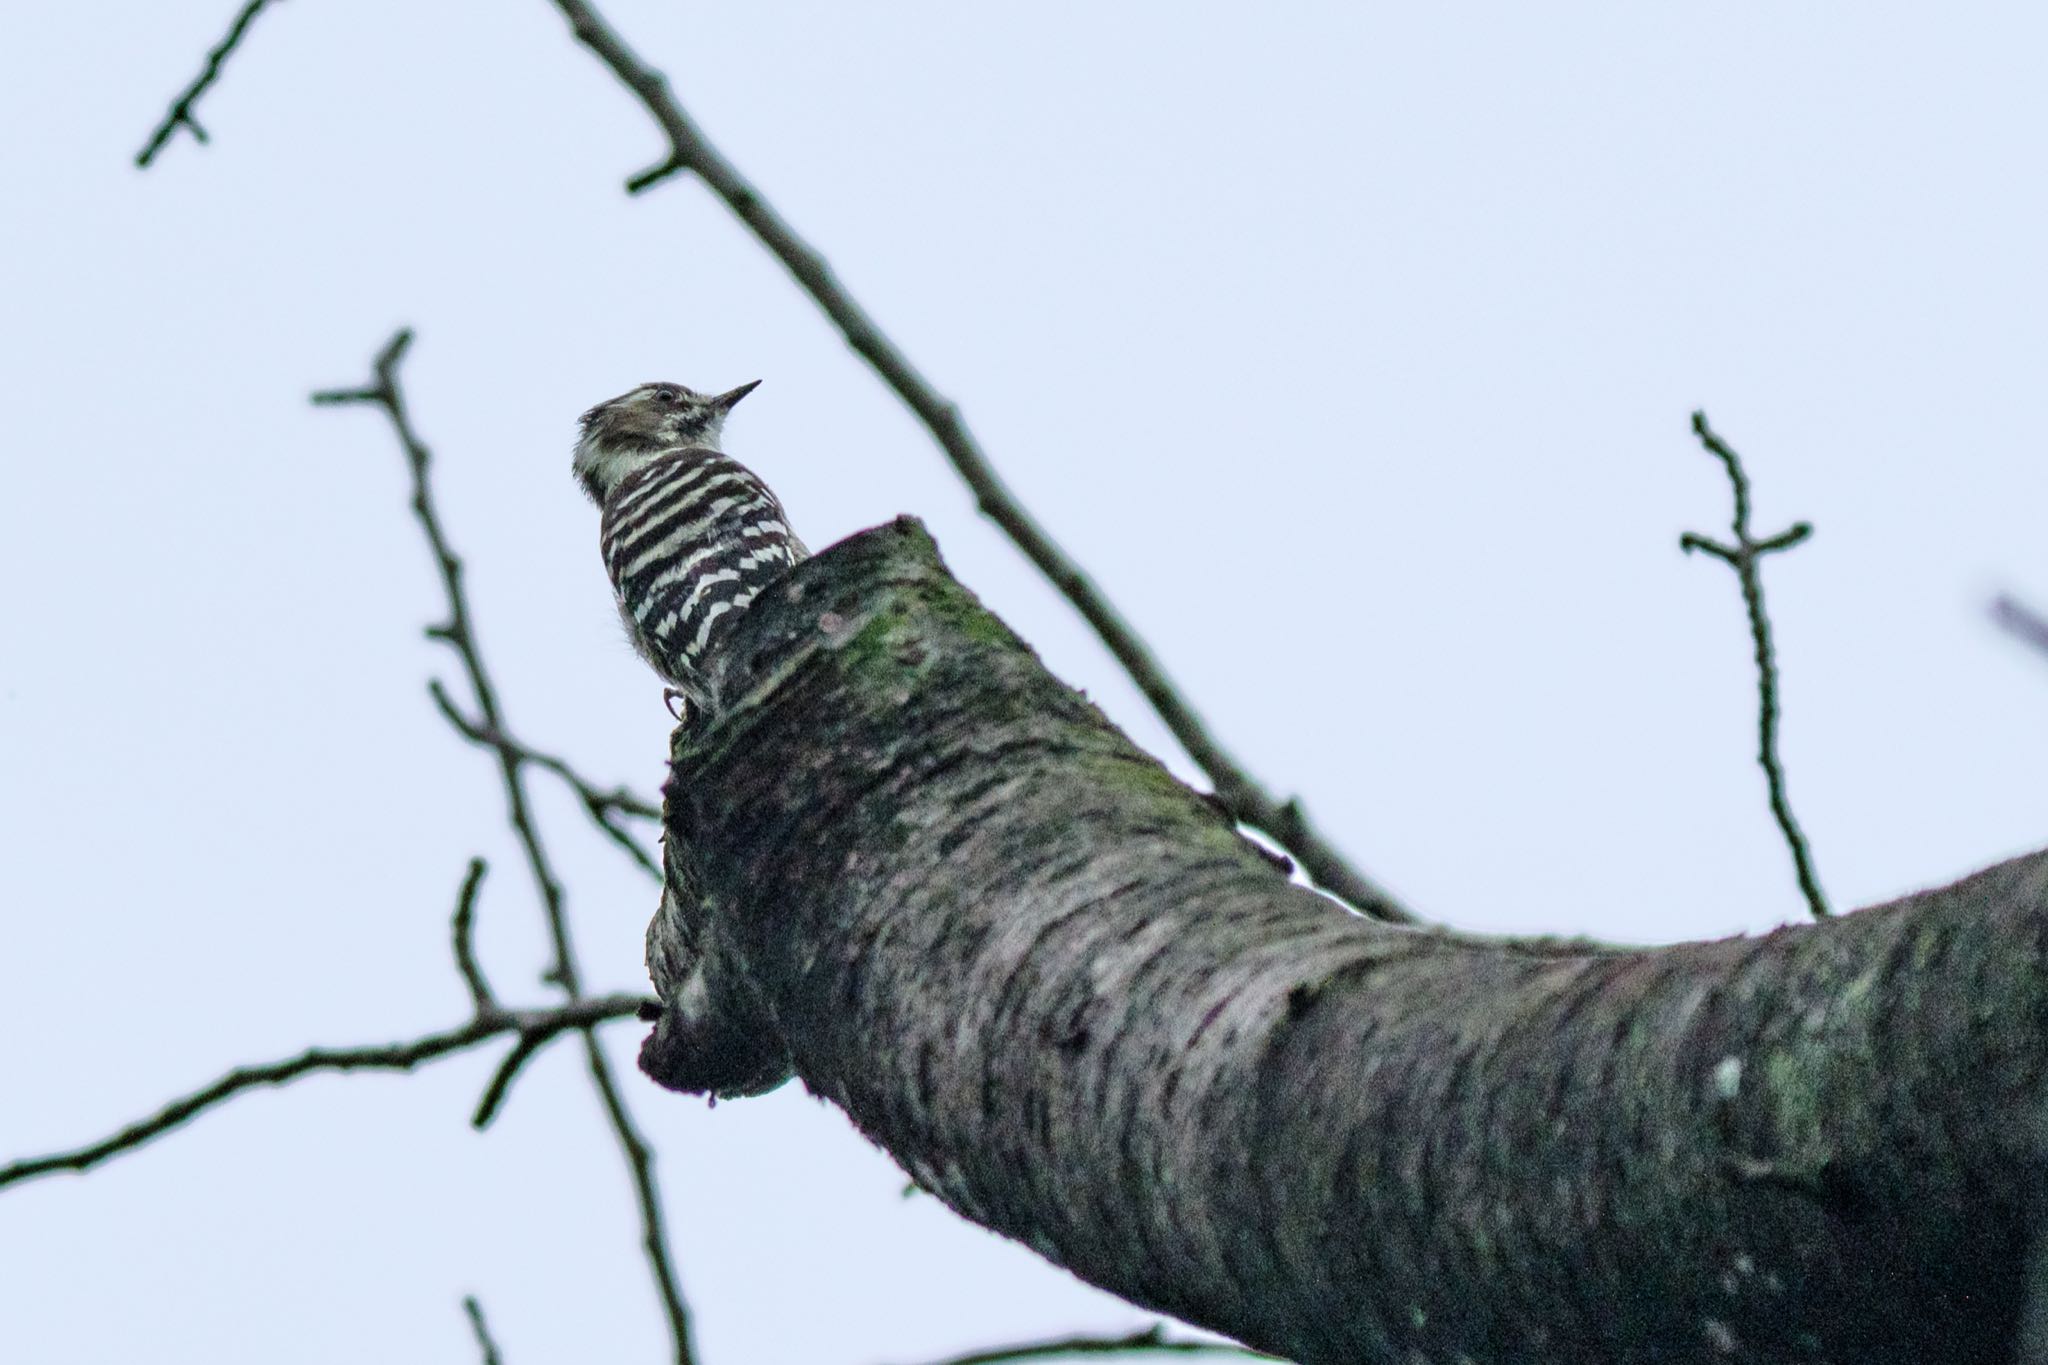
[663,688,689,723]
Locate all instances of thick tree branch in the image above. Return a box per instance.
[540,0,1411,927]
[0,995,646,1192]
[134,0,280,167]
[315,330,695,1364]
[651,516,2048,1363]
[1681,412,1830,919]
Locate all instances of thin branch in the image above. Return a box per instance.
[424,679,660,821]
[890,1325,1272,1365]
[316,330,696,1364]
[0,995,647,1192]
[429,678,661,878]
[463,1297,505,1365]
[135,0,280,167]
[453,857,497,1013]
[1993,594,2048,661]
[541,0,1413,927]
[1681,411,1829,920]
[582,1028,695,1350]
[472,1032,550,1129]
[314,330,585,995]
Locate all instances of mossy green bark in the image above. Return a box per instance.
[645,517,2048,1364]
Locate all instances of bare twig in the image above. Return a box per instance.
[1681,412,1829,920]
[1993,594,2048,661]
[581,1031,693,1344]
[315,330,696,1364]
[452,857,497,1013]
[0,995,647,1193]
[540,0,1413,927]
[888,1324,1272,1365]
[463,1296,505,1365]
[429,678,661,878]
[135,0,280,168]
[472,1032,550,1129]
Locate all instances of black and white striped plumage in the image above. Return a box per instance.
[574,381,806,716]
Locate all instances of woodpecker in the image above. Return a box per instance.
[573,380,807,720]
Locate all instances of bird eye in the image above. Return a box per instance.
[657,388,681,405]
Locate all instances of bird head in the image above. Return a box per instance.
[572,380,760,503]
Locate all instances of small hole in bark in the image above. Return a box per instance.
[1046,1004,1093,1052]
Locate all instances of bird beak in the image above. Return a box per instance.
[710,380,761,412]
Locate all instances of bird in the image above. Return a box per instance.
[573,380,807,721]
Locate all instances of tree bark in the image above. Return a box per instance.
[641,516,2048,1364]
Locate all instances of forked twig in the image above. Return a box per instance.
[1681,412,1829,920]
[0,995,645,1192]
[429,679,660,878]
[0,855,649,1192]
[135,0,281,167]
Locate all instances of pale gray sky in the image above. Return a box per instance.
[3,3,2045,1362]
